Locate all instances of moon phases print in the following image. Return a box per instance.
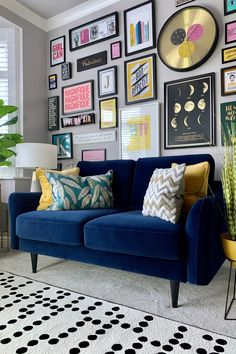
[164,73,215,148]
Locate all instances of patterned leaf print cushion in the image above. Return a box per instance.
[45,170,114,210]
[142,163,186,224]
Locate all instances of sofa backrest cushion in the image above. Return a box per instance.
[77,159,136,209]
[130,154,215,210]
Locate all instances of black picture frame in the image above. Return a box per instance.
[61,62,72,80]
[62,80,94,115]
[222,45,236,64]
[48,74,57,90]
[224,0,236,16]
[175,0,195,6]
[225,20,236,45]
[99,97,118,129]
[124,0,156,57]
[221,65,236,96]
[164,73,216,149]
[97,66,117,98]
[77,51,107,72]
[110,41,122,60]
[50,35,66,67]
[124,53,157,105]
[69,12,119,51]
[52,132,73,160]
[48,96,59,131]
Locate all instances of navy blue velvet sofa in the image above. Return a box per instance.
[9,154,226,307]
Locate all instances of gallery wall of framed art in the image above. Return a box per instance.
[47,0,233,175]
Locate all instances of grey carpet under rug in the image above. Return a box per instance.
[0,271,235,354]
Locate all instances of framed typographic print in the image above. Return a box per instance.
[82,149,106,162]
[111,41,122,60]
[124,1,156,56]
[99,98,118,129]
[221,65,236,96]
[62,80,94,115]
[52,132,73,160]
[50,36,66,67]
[69,12,119,51]
[119,102,160,160]
[176,0,195,6]
[222,45,236,64]
[164,73,215,148]
[98,66,117,98]
[221,101,236,144]
[225,21,236,44]
[224,0,236,16]
[48,96,59,131]
[124,53,157,105]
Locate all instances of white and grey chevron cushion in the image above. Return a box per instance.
[142,163,186,223]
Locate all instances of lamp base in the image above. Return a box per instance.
[30,171,41,192]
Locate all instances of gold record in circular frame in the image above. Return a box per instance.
[157,6,219,72]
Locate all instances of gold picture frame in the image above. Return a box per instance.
[99,98,118,129]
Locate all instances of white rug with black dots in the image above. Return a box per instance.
[0,271,235,354]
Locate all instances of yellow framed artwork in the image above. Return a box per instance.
[99,97,118,129]
[124,53,157,105]
[222,46,236,64]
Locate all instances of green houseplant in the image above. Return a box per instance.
[0,99,23,166]
[221,138,236,266]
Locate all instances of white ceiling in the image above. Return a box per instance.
[15,0,88,19]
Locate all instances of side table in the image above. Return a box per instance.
[224,261,236,320]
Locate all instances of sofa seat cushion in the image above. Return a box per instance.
[16,209,121,246]
[84,211,185,260]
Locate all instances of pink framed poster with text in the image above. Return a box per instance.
[62,80,94,115]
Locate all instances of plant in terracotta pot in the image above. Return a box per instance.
[221,138,236,266]
[0,99,23,167]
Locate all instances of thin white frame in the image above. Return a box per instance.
[119,102,160,160]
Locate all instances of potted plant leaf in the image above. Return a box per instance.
[221,137,236,267]
[0,99,23,167]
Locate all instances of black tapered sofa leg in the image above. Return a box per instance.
[31,253,38,273]
[170,280,180,308]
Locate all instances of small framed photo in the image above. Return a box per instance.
[62,80,94,115]
[224,0,236,16]
[221,65,236,96]
[50,35,66,67]
[164,73,216,148]
[125,53,157,105]
[61,62,72,80]
[98,66,117,98]
[82,149,106,161]
[225,21,236,44]
[99,97,118,129]
[111,41,122,60]
[222,45,236,64]
[124,0,156,56]
[48,74,57,90]
[175,0,195,6]
[52,132,73,160]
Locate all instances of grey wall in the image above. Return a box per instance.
[48,0,232,178]
[0,5,48,143]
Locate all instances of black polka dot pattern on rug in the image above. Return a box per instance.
[0,271,234,354]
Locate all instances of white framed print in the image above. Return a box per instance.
[97,66,117,98]
[119,102,160,160]
[50,36,66,67]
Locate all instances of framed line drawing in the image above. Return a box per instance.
[224,0,236,16]
[225,20,236,44]
[164,73,216,149]
[124,53,157,105]
[99,97,118,129]
[62,80,94,115]
[111,41,122,60]
[82,149,106,162]
[98,66,117,98]
[69,12,119,51]
[48,74,57,90]
[52,132,73,160]
[119,102,160,160]
[124,0,156,56]
[221,65,236,96]
[222,46,236,64]
[50,35,66,67]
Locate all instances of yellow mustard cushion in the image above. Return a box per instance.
[172,161,210,214]
[36,167,80,210]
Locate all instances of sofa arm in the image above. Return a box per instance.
[9,192,41,249]
[186,194,226,285]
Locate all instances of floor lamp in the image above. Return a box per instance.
[15,143,58,192]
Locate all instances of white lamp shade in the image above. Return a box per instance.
[16,143,57,169]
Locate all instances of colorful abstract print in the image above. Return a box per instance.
[45,170,113,210]
[130,20,149,47]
